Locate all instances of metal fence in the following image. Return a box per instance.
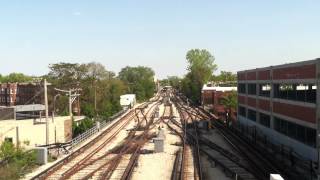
[71,109,128,148]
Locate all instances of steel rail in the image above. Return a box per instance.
[171,98,260,180]
[33,99,156,180]
[117,102,162,180]
[95,101,162,180]
[185,99,286,180]
[60,112,137,179]
[31,108,136,180]
[176,101,203,180]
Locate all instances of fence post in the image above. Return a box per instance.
[96,121,100,131]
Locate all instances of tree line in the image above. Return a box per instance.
[162,49,237,109]
[45,62,156,120]
[0,73,33,83]
[0,63,156,137]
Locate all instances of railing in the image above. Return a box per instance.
[71,109,127,148]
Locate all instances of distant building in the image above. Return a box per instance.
[0,82,42,106]
[201,83,237,118]
[237,58,319,161]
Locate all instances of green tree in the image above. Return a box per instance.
[118,66,155,101]
[0,141,37,180]
[166,76,181,90]
[211,71,237,83]
[72,118,95,138]
[182,49,217,103]
[84,62,115,81]
[97,78,126,119]
[47,62,127,122]
[220,91,237,111]
[47,63,86,87]
[0,73,33,83]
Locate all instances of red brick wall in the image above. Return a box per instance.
[258,99,270,111]
[246,71,257,80]
[237,73,246,80]
[238,95,246,104]
[273,64,316,80]
[202,90,214,104]
[258,70,270,80]
[247,97,256,108]
[273,102,316,123]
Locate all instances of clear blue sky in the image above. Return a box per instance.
[0,1,319,79]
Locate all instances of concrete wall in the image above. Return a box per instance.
[0,116,72,148]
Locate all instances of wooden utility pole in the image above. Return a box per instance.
[69,89,72,120]
[44,79,49,145]
[16,126,19,147]
[94,80,97,112]
[54,87,81,122]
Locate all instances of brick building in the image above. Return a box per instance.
[0,83,42,106]
[201,83,237,117]
[237,58,319,161]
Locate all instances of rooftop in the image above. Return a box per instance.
[237,58,320,73]
[202,84,237,92]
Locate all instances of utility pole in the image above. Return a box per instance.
[16,126,19,148]
[69,89,72,120]
[94,80,97,113]
[54,88,81,123]
[44,79,49,145]
[95,85,97,112]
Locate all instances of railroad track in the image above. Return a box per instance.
[176,94,300,180]
[31,94,162,180]
[173,97,259,180]
[173,100,202,180]
[105,101,162,180]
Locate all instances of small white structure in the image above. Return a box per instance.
[120,94,136,108]
[153,137,164,153]
[34,147,48,165]
[270,174,284,180]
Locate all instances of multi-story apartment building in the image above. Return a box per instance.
[237,58,319,161]
[0,83,42,106]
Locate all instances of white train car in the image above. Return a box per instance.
[120,94,136,109]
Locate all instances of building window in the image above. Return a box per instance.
[306,128,316,147]
[238,83,246,94]
[248,109,256,121]
[259,84,271,97]
[4,137,13,143]
[274,83,316,103]
[274,116,316,147]
[248,84,256,95]
[239,106,246,117]
[259,113,270,127]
